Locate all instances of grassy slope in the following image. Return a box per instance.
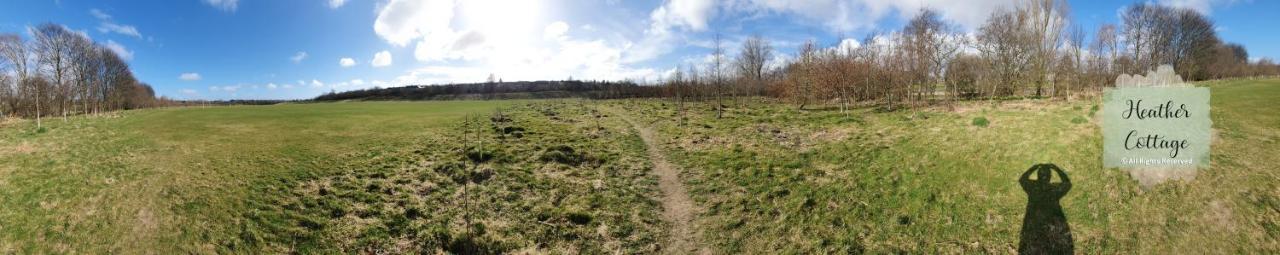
[616,78,1279,253]
[0,101,665,253]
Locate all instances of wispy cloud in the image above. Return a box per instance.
[339,58,356,67]
[179,72,202,81]
[89,9,142,38]
[209,85,241,92]
[203,0,239,12]
[328,0,348,9]
[291,51,308,63]
[1156,0,1240,14]
[89,9,111,19]
[97,23,141,38]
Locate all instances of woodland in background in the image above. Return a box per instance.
[0,23,173,126]
[315,1,1279,114]
[657,1,1279,114]
[314,79,663,101]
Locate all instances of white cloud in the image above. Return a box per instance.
[650,0,717,31]
[97,23,141,38]
[620,0,1022,64]
[179,73,202,81]
[209,85,241,92]
[310,79,325,88]
[1156,0,1237,14]
[730,0,1019,32]
[351,79,366,86]
[628,0,719,63]
[373,0,456,47]
[329,0,348,9]
[104,40,133,61]
[266,83,279,89]
[291,51,308,63]
[89,9,142,38]
[836,38,861,52]
[544,21,569,39]
[204,0,239,12]
[370,0,659,87]
[339,58,356,67]
[89,9,112,20]
[371,50,392,67]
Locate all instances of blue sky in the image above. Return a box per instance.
[0,0,1275,100]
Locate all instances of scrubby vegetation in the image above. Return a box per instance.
[239,101,665,253]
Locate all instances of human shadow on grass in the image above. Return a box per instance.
[1017,163,1074,255]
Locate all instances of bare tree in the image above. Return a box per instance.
[1208,43,1248,79]
[903,9,964,105]
[1091,24,1119,70]
[1122,4,1174,74]
[1061,24,1085,97]
[786,40,819,110]
[1168,8,1218,80]
[32,23,78,122]
[1,34,42,126]
[68,33,99,115]
[709,33,727,118]
[735,35,772,101]
[976,8,1035,98]
[1025,0,1069,98]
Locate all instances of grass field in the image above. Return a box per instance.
[617,78,1280,253]
[1,79,1277,253]
[0,101,666,253]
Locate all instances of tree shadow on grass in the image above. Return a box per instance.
[1018,163,1074,255]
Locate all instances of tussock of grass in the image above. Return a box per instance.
[972,116,990,127]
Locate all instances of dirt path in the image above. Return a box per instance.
[616,112,705,254]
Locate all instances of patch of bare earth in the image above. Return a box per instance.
[617,111,707,254]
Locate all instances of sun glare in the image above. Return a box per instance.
[460,0,543,47]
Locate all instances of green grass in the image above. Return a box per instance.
[614,79,1280,253]
[972,116,990,127]
[0,100,665,253]
[2,79,1278,253]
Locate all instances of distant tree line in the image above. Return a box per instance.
[314,1,1279,111]
[657,1,1280,113]
[313,80,663,101]
[0,23,171,126]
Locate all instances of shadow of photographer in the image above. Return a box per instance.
[1018,163,1074,255]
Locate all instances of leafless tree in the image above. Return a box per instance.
[1091,24,1119,70]
[1,34,34,124]
[709,33,727,118]
[735,35,772,102]
[785,40,819,110]
[0,23,165,123]
[976,8,1034,98]
[1168,8,1218,80]
[1024,0,1069,98]
[32,23,79,121]
[903,9,964,105]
